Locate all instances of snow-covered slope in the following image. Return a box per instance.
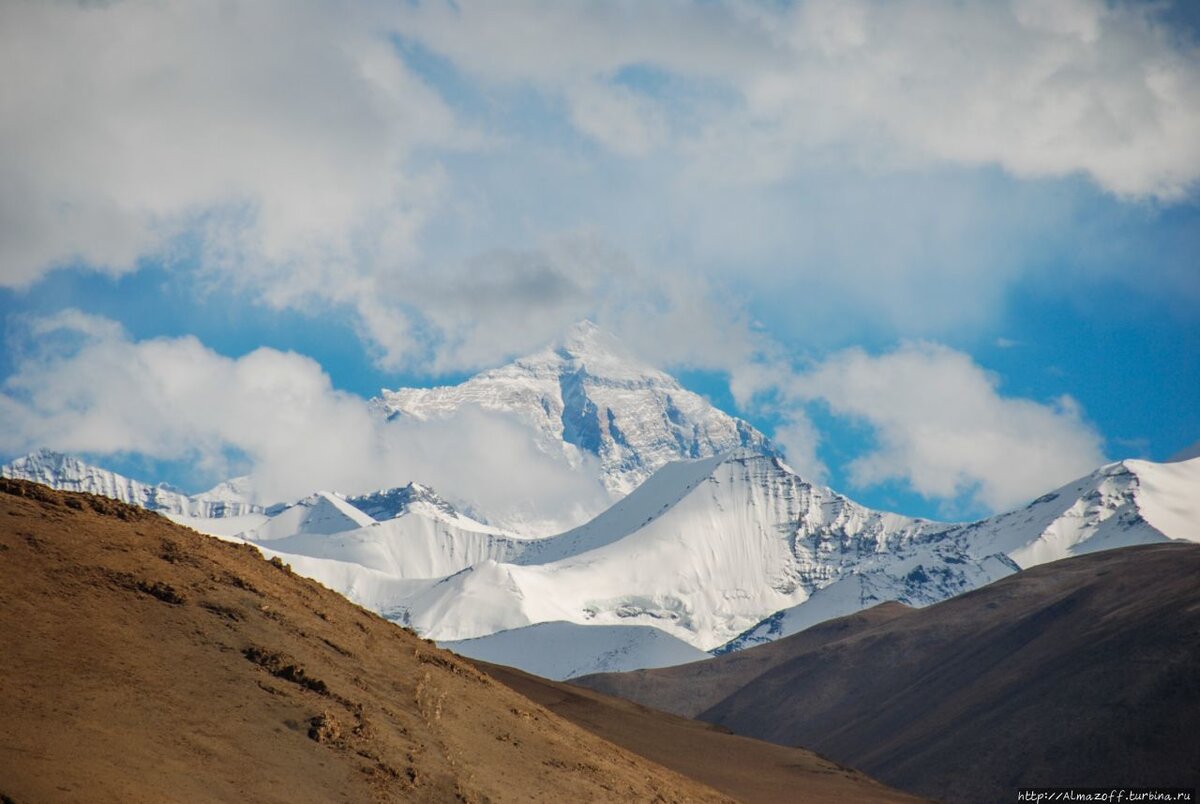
[374,321,776,501]
[242,504,530,581]
[395,451,1015,650]
[719,455,1200,651]
[440,621,709,680]
[228,481,541,580]
[0,450,262,517]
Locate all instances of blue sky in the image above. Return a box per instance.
[1,0,1197,521]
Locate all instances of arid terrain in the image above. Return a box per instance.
[0,479,917,803]
[0,479,730,803]
[577,543,1200,803]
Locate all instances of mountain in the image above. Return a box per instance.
[1,449,262,517]
[394,451,1015,650]
[0,478,736,803]
[940,456,1200,567]
[721,454,1200,650]
[400,452,1199,656]
[176,450,1197,669]
[472,659,926,804]
[237,490,377,541]
[574,543,1200,804]
[374,321,777,501]
[10,438,1198,677]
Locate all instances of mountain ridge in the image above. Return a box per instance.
[0,449,263,517]
[721,452,1200,651]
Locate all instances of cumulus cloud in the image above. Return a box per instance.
[0,312,608,530]
[788,342,1108,511]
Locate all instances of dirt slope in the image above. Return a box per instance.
[0,479,731,804]
[576,543,1200,803]
[472,659,926,804]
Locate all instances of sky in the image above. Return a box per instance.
[1,0,1198,522]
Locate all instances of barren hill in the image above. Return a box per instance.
[0,479,733,803]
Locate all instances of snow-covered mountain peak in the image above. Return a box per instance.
[4,449,110,486]
[238,490,375,542]
[346,483,508,536]
[375,323,778,503]
[937,455,1200,570]
[1,450,262,518]
[517,319,667,385]
[200,475,256,502]
[560,318,628,360]
[403,448,996,649]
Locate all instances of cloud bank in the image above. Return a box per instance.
[2,0,1198,376]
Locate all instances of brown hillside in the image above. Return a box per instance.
[0,479,731,803]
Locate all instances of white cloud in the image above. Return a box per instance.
[398,0,1200,199]
[700,1,1200,199]
[0,0,464,342]
[789,342,1107,511]
[1012,0,1106,43]
[2,0,1196,383]
[0,312,607,528]
[772,412,829,484]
